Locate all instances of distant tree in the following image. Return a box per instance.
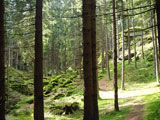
[121,0,125,90]
[132,0,137,69]
[127,0,131,64]
[140,6,144,59]
[112,0,119,111]
[103,0,111,80]
[34,0,44,119]
[51,38,54,74]
[0,0,5,119]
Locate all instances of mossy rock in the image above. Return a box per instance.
[52,93,65,100]
[71,102,79,111]
[13,110,31,116]
[44,84,53,94]
[50,102,80,115]
[66,90,73,96]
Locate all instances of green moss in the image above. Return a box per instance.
[143,93,160,120]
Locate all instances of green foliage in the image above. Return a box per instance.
[124,60,155,83]
[98,68,107,80]
[146,52,154,61]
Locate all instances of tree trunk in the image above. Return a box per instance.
[104,25,110,80]
[83,0,99,119]
[83,0,94,119]
[132,0,137,69]
[91,0,99,119]
[112,0,119,111]
[103,0,110,80]
[99,7,105,70]
[116,12,120,59]
[78,42,82,79]
[51,38,54,74]
[8,47,11,67]
[74,39,77,71]
[0,0,5,119]
[141,7,144,59]
[155,0,160,73]
[121,0,125,90]
[16,49,19,69]
[153,9,160,84]
[78,20,82,79]
[141,30,144,59]
[152,16,156,74]
[127,0,131,64]
[34,0,44,119]
[64,38,67,73]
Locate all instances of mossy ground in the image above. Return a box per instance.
[6,58,160,120]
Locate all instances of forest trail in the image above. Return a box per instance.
[126,104,144,120]
[99,75,113,91]
[98,79,159,120]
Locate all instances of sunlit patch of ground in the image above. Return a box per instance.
[99,82,159,99]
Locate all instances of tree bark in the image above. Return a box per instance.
[0,0,5,119]
[34,0,44,119]
[83,0,99,119]
[141,30,144,59]
[51,38,54,74]
[91,0,99,119]
[78,20,82,79]
[152,16,156,74]
[99,7,105,70]
[141,7,144,59]
[78,42,82,79]
[121,0,125,90]
[104,25,110,80]
[155,0,160,73]
[132,0,137,69]
[103,0,110,80]
[117,25,120,59]
[153,9,160,84]
[83,0,94,119]
[112,0,119,111]
[127,0,131,64]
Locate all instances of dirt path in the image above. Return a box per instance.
[99,81,159,99]
[126,104,144,120]
[99,75,113,91]
[98,78,159,120]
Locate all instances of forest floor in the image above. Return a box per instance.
[99,75,160,120]
[6,60,160,120]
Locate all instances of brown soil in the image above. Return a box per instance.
[99,75,113,91]
[126,104,144,120]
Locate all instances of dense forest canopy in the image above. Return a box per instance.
[0,0,160,119]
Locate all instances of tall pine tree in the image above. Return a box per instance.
[34,0,44,119]
[112,0,119,111]
[82,0,99,119]
[0,0,5,119]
